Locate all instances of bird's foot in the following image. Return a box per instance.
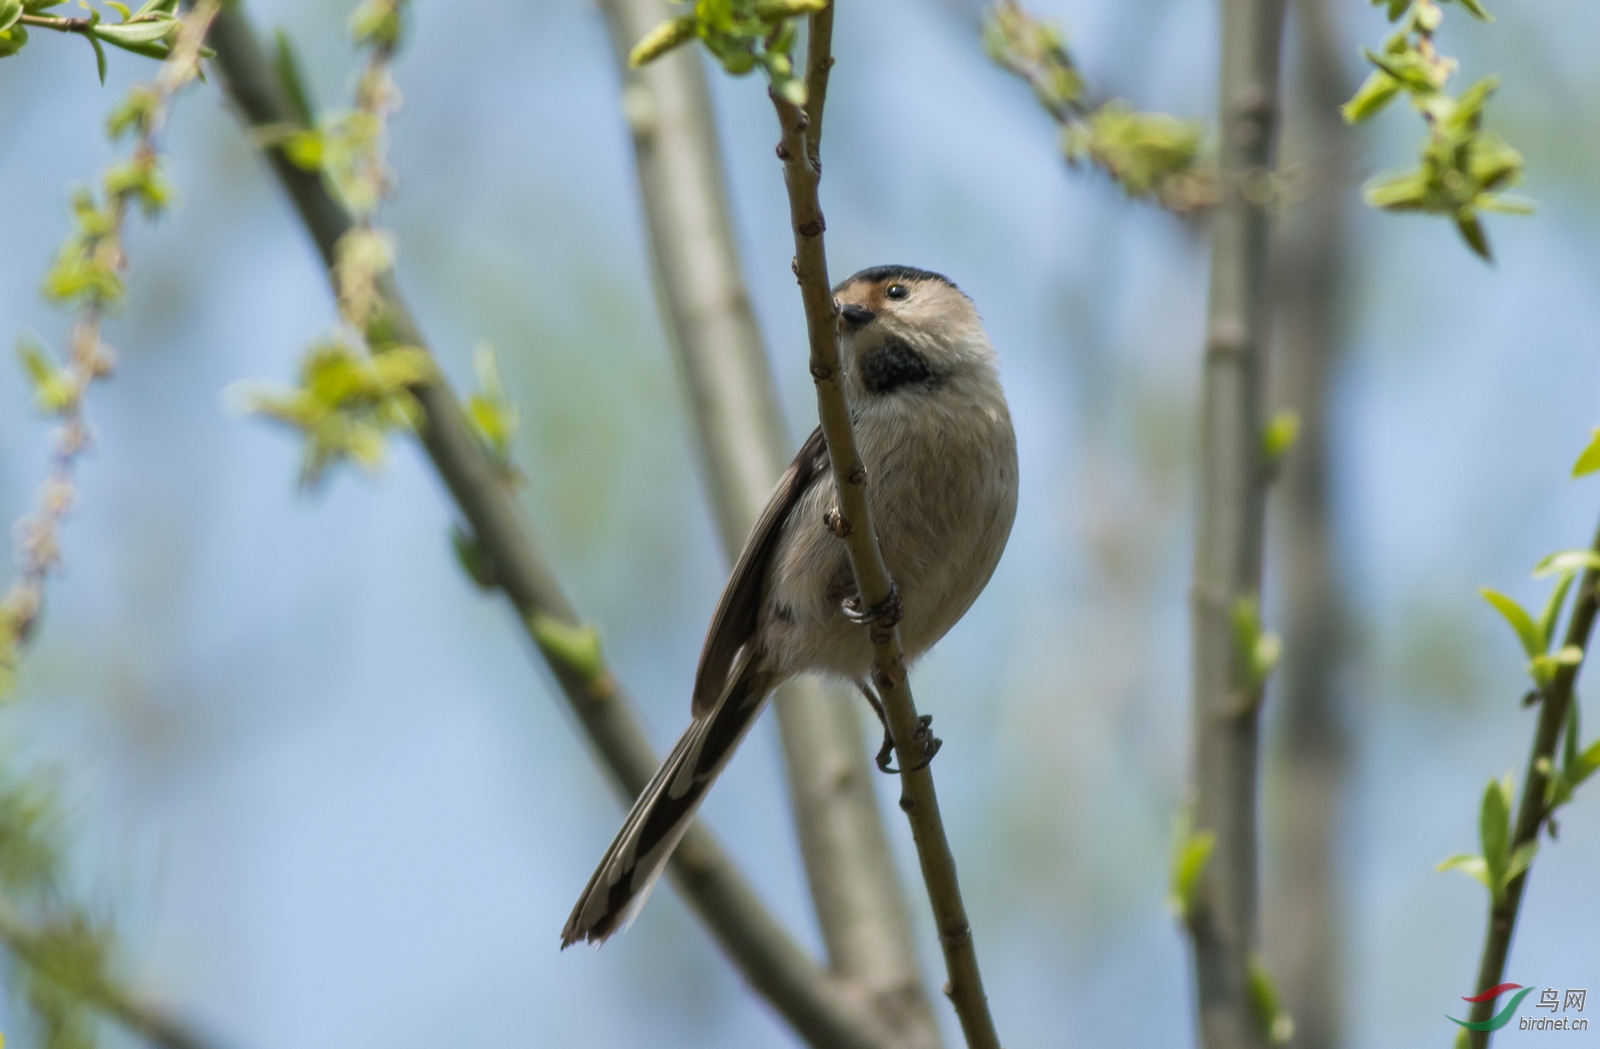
[876,714,941,775]
[842,582,902,628]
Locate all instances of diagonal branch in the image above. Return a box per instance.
[769,8,1001,1049]
[201,8,886,1049]
[1465,517,1600,1044]
[1185,0,1287,1046]
[0,900,221,1049]
[592,0,939,1042]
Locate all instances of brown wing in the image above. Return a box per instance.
[691,425,828,717]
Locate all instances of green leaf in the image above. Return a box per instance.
[17,339,76,413]
[464,343,519,468]
[1167,801,1215,922]
[1364,168,1429,211]
[1231,597,1279,690]
[1501,840,1537,891]
[1574,429,1600,478]
[528,613,605,686]
[1571,739,1600,790]
[1532,549,1600,578]
[1456,211,1492,262]
[1262,411,1300,463]
[1248,957,1294,1046]
[1480,587,1543,659]
[273,28,316,128]
[1435,852,1490,890]
[0,22,26,57]
[1479,773,1513,889]
[1342,69,1402,123]
[90,15,178,47]
[627,14,696,68]
[88,31,107,84]
[1536,572,1578,651]
[1451,0,1493,21]
[450,526,497,590]
[0,0,22,33]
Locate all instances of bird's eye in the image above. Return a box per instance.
[885,284,909,301]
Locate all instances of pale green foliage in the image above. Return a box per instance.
[984,1,1215,213]
[1231,597,1282,693]
[0,761,123,1049]
[1539,698,1600,813]
[1166,804,1215,924]
[464,343,520,475]
[1247,956,1294,1046]
[529,614,607,690]
[1261,411,1301,467]
[0,0,193,83]
[1573,428,1600,478]
[627,0,828,106]
[1436,773,1538,902]
[237,339,433,487]
[1344,0,1530,259]
[1479,548,1600,689]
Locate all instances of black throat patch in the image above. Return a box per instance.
[859,336,939,396]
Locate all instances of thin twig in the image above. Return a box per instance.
[201,7,886,1048]
[594,0,938,1041]
[0,901,223,1049]
[1465,518,1600,1044]
[1185,0,1287,1046]
[769,8,1002,1048]
[1,0,218,687]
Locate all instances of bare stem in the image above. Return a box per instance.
[594,0,937,1041]
[1263,1,1353,1046]
[769,8,1001,1049]
[1465,517,1600,1044]
[1186,0,1286,1046]
[201,7,885,1048]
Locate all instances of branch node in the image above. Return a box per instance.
[799,218,825,237]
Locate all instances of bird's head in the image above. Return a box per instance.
[831,265,993,399]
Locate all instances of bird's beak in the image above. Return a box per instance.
[840,304,875,332]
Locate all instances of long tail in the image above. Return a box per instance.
[561,659,774,947]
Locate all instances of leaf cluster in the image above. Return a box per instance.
[1478,549,1600,691]
[627,0,828,107]
[0,0,194,83]
[983,1,1215,214]
[1343,0,1530,259]
[1436,773,1538,902]
[0,762,122,1049]
[236,339,433,488]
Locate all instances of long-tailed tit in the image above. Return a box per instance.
[562,265,1018,947]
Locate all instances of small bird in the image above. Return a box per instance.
[561,265,1018,947]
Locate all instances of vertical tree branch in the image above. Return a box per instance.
[593,1,939,1042]
[1465,518,1600,1044]
[202,9,887,1048]
[1187,0,1287,1046]
[769,9,1002,1049]
[1264,1,1352,1046]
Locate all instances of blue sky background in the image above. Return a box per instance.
[1,0,1598,1046]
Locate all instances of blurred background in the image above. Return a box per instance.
[2,0,1599,1046]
